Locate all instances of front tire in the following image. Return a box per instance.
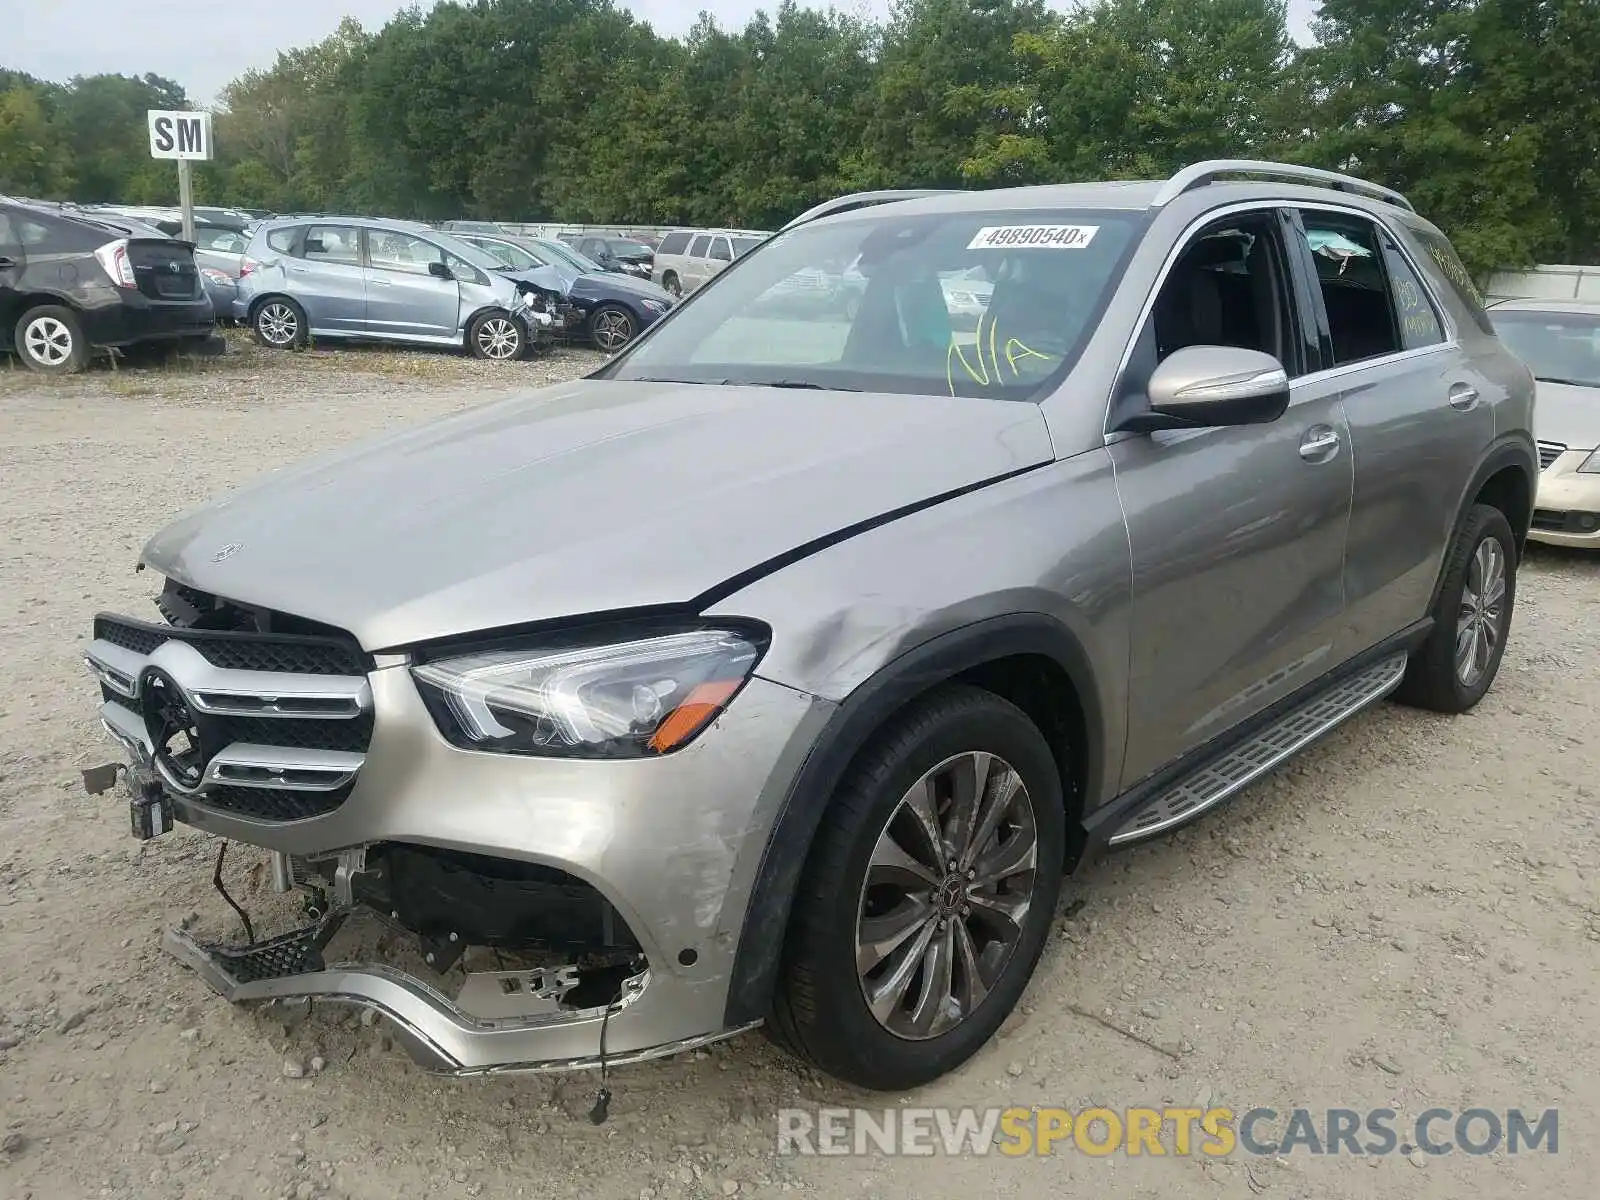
[589,305,637,353]
[662,273,682,298]
[15,305,89,374]
[1394,503,1516,713]
[769,685,1065,1090]
[252,298,306,349]
[468,311,525,361]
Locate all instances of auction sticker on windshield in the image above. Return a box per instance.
[967,225,1099,250]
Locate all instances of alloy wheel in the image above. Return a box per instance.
[23,316,73,367]
[592,309,635,352]
[1455,536,1507,687]
[855,751,1038,1041]
[258,302,298,347]
[475,317,521,360]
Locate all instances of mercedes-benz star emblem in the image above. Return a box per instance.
[210,542,242,563]
[140,668,206,793]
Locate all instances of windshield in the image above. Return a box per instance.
[1491,310,1600,388]
[535,237,603,273]
[472,237,545,271]
[603,209,1143,399]
[610,239,653,259]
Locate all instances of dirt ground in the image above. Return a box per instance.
[0,339,1596,1200]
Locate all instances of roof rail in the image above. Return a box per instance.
[1151,159,1414,213]
[781,189,961,232]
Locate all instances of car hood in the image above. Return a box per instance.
[141,381,1053,650]
[1534,381,1600,450]
[569,271,673,305]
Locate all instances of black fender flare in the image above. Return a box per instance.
[1427,433,1537,612]
[721,612,1106,1026]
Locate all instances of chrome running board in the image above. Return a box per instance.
[1110,652,1409,846]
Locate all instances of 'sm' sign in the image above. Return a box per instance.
[147,110,213,161]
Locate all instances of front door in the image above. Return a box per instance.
[362,230,463,341]
[292,225,366,332]
[1112,207,1354,786]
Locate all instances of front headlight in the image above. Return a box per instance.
[641,299,666,314]
[1580,450,1600,473]
[411,627,764,758]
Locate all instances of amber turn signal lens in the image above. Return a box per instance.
[647,679,743,753]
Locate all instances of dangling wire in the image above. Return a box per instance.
[212,842,255,944]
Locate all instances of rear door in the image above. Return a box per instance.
[0,210,25,345]
[362,229,463,340]
[1290,207,1497,656]
[684,235,712,291]
[706,236,734,285]
[293,225,367,332]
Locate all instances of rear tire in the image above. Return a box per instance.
[1394,503,1516,713]
[252,298,306,349]
[15,306,89,374]
[768,685,1065,1090]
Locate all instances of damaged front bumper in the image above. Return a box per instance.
[83,607,832,1075]
[161,916,757,1075]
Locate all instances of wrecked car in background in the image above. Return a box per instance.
[454,231,675,350]
[232,217,556,359]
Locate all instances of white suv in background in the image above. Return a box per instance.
[652,228,768,296]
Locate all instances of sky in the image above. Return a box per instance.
[4,0,1319,105]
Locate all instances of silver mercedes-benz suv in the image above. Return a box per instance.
[83,161,1536,1092]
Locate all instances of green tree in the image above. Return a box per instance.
[0,82,74,196]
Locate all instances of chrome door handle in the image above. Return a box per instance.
[368,277,389,286]
[1299,426,1341,461]
[1448,383,1480,410]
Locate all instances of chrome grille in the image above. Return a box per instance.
[86,613,372,824]
[1537,440,1567,471]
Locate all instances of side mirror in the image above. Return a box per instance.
[1144,345,1290,428]
[428,260,454,280]
[302,237,325,255]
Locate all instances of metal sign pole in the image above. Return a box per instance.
[177,158,195,244]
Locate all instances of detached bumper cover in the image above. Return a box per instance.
[162,921,759,1075]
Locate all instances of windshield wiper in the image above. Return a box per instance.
[717,378,862,392]
[1534,376,1597,388]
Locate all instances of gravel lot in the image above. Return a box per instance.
[1,340,1596,1199]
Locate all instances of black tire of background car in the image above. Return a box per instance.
[662,273,682,297]
[466,310,525,361]
[252,297,308,350]
[767,684,1066,1091]
[589,304,637,353]
[14,305,90,374]
[1394,503,1517,713]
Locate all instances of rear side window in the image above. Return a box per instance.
[0,211,16,249]
[1298,211,1401,366]
[657,231,690,255]
[1379,232,1445,349]
[301,226,361,265]
[265,227,297,253]
[1408,225,1494,334]
[12,212,103,253]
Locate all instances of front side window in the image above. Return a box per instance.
[688,235,710,258]
[1490,310,1600,388]
[709,237,733,263]
[1298,211,1401,366]
[301,225,361,265]
[367,230,446,275]
[603,208,1145,400]
[731,236,763,258]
